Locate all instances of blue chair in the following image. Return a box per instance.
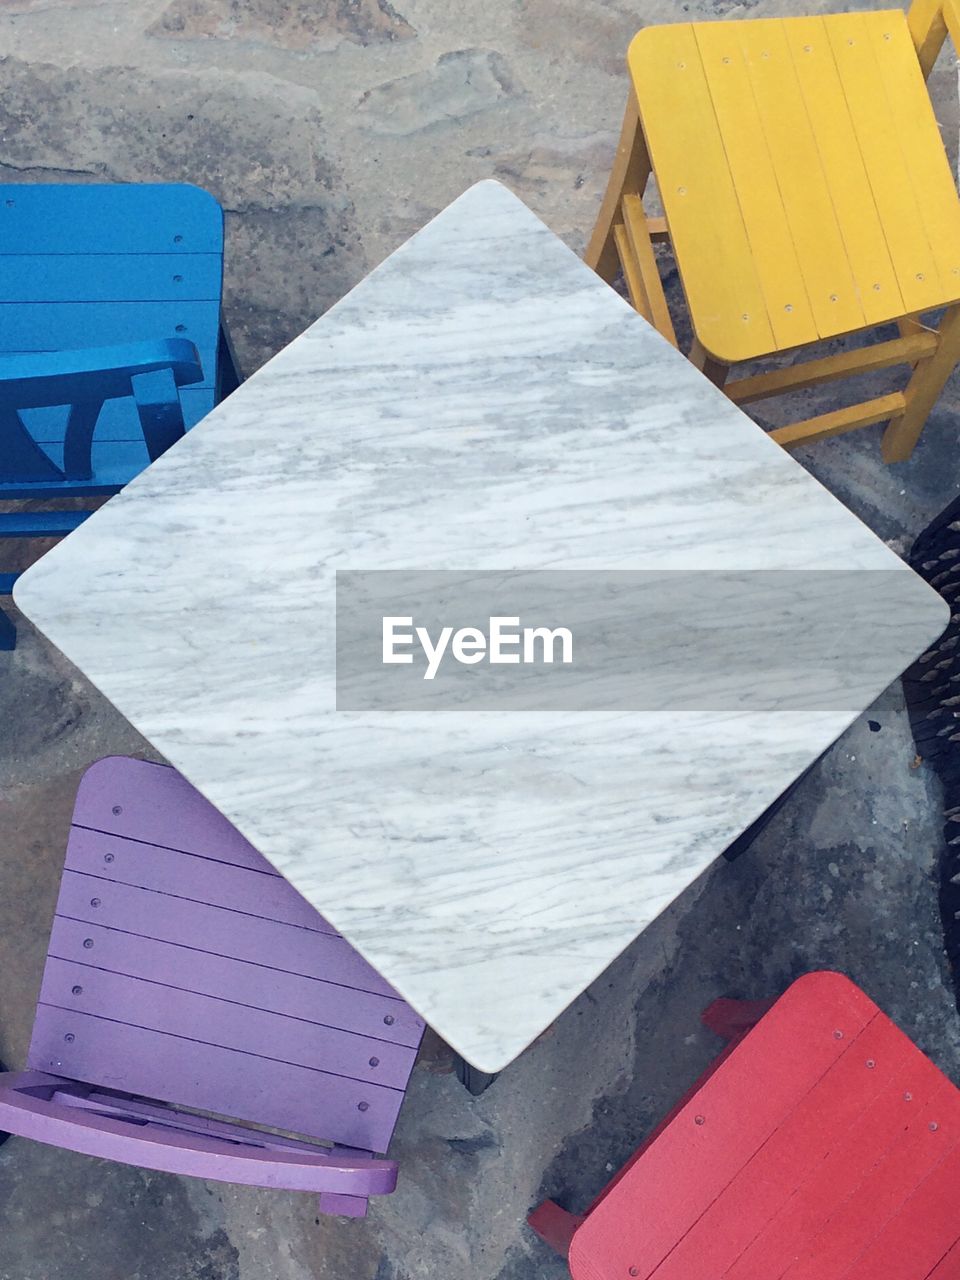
[0,183,240,649]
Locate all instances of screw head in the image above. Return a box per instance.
[866,1059,876,1069]
[173,234,183,243]
[930,1121,939,1131]
[383,1015,395,1026]
[833,1029,844,1039]
[695,1115,706,1126]
[175,323,187,332]
[357,1101,369,1112]
[64,1033,75,1044]
[369,1057,380,1068]
[629,1268,640,1277]
[71,985,83,996]
[90,898,101,908]
[83,939,94,949]
[173,274,183,283]
[112,805,122,816]
[905,1091,913,1101]
[104,853,115,864]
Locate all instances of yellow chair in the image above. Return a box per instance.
[588,0,960,461]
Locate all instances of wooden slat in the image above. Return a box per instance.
[784,16,905,326]
[47,917,422,1048]
[838,1143,960,1280]
[52,872,399,998]
[28,1009,403,1153]
[0,254,222,304]
[0,184,223,255]
[731,18,865,340]
[569,974,877,1280]
[23,387,216,444]
[725,1076,959,1280]
[694,22,816,350]
[726,331,938,404]
[647,1017,935,1280]
[0,300,219,365]
[628,25,776,363]
[73,758,274,874]
[864,9,960,300]
[65,827,330,935]
[613,223,653,322]
[38,959,417,1090]
[926,1237,960,1279]
[769,391,906,447]
[825,12,945,314]
[646,216,669,243]
[622,195,677,345]
[0,440,152,498]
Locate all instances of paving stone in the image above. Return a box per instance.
[148,0,416,51]
[356,49,518,136]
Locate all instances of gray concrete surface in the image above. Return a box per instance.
[2,1,960,1277]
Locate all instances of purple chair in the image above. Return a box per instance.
[0,756,425,1215]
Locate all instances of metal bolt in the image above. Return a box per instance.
[357,1101,369,1112]
[173,274,183,283]
[722,56,731,63]
[104,853,115,864]
[930,1121,939,1131]
[71,986,83,996]
[5,199,14,206]
[917,272,925,281]
[784,303,793,312]
[830,294,839,302]
[383,1015,395,1026]
[883,31,891,39]
[175,323,187,332]
[677,61,686,69]
[629,1268,640,1277]
[369,1057,380,1068]
[83,939,94,949]
[112,805,122,816]
[866,1059,876,1069]
[905,1091,913,1101]
[803,44,812,51]
[873,282,882,291]
[741,313,749,321]
[64,1033,75,1044]
[90,898,101,908]
[678,186,687,195]
[833,1029,844,1039]
[695,1115,706,1126]
[173,234,183,243]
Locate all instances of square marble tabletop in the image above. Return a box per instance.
[15,181,948,1073]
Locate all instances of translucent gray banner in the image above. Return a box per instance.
[335,569,942,712]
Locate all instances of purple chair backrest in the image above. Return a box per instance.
[0,756,425,1213]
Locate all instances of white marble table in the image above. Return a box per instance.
[15,181,947,1073]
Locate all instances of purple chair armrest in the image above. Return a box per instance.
[0,1072,397,1198]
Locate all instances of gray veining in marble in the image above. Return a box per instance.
[15,181,948,1072]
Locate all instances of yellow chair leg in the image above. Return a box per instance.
[690,338,728,390]
[882,303,960,462]
[585,93,651,283]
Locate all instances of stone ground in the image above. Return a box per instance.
[2,1,960,1277]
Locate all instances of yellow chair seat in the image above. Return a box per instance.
[629,11,960,364]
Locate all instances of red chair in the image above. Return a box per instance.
[529,972,960,1280]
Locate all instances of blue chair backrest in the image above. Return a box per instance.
[0,183,225,497]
